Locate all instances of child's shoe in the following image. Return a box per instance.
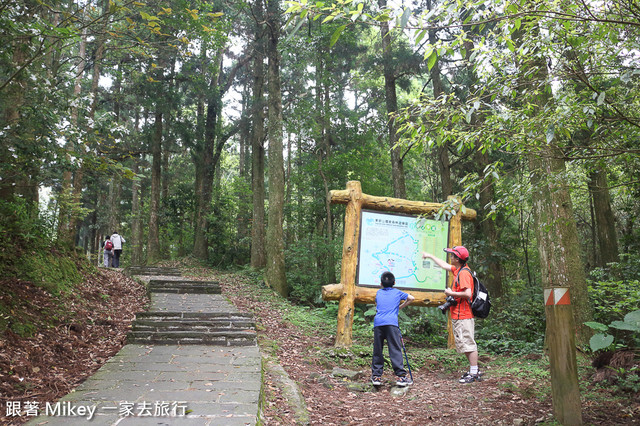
[396,375,413,386]
[371,376,382,386]
[458,371,482,383]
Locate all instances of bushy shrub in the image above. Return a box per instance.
[0,199,54,278]
[475,280,546,355]
[588,258,640,325]
[286,235,338,305]
[404,307,449,347]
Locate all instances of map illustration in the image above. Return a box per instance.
[356,210,450,291]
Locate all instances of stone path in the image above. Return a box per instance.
[27,267,261,425]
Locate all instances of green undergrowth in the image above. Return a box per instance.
[17,249,92,293]
[0,249,97,337]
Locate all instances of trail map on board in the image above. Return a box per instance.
[356,210,450,291]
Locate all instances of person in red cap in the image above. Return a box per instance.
[422,246,481,383]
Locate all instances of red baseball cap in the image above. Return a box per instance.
[444,246,469,261]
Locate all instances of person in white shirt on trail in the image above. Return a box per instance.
[110,231,126,268]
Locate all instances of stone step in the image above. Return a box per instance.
[135,311,254,321]
[148,280,221,294]
[132,319,256,331]
[125,266,182,276]
[127,330,257,346]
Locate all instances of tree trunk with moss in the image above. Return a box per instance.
[264,0,287,296]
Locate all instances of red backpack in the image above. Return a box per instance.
[105,240,113,250]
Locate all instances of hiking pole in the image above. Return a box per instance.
[399,329,413,382]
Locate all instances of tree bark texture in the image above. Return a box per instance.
[516,21,585,424]
[57,24,87,243]
[147,109,163,263]
[67,0,109,245]
[378,0,406,199]
[193,50,224,260]
[264,0,288,296]
[251,0,267,268]
[426,0,452,199]
[460,20,504,297]
[588,167,619,266]
[130,157,143,265]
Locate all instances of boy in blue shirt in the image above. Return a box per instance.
[371,271,415,386]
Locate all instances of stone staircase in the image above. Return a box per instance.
[128,312,256,345]
[126,266,257,346]
[148,279,221,294]
[125,266,182,276]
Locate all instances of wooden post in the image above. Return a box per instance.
[335,181,363,347]
[544,288,583,425]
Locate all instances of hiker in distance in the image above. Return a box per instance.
[110,231,126,268]
[422,246,482,383]
[102,236,113,268]
[371,271,415,387]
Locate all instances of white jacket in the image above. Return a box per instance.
[110,233,126,250]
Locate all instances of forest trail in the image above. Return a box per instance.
[24,267,262,425]
[4,266,636,425]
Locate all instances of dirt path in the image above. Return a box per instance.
[216,271,638,425]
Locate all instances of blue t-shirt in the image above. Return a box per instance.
[373,287,409,327]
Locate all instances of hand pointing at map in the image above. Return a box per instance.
[422,251,453,272]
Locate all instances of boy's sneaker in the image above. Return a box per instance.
[396,376,413,386]
[371,376,382,386]
[459,372,482,383]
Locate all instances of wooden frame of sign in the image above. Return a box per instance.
[323,181,477,347]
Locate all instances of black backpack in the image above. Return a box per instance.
[460,267,491,319]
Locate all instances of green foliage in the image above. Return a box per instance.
[404,307,449,347]
[588,259,640,325]
[20,253,86,294]
[0,198,95,294]
[0,199,54,278]
[286,236,338,305]
[585,309,640,352]
[0,248,98,337]
[475,282,546,356]
[615,367,640,394]
[0,199,52,249]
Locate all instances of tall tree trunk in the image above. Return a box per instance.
[107,175,121,232]
[378,0,406,198]
[588,167,619,266]
[318,150,335,284]
[237,83,251,250]
[147,109,163,263]
[67,0,109,245]
[564,54,621,268]
[0,6,32,202]
[130,155,142,265]
[285,132,293,244]
[57,23,87,242]
[461,17,504,297]
[515,22,587,422]
[264,0,287,296]
[426,0,451,199]
[314,43,335,283]
[475,149,504,297]
[251,0,267,268]
[517,28,592,346]
[193,50,223,260]
[193,49,207,259]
